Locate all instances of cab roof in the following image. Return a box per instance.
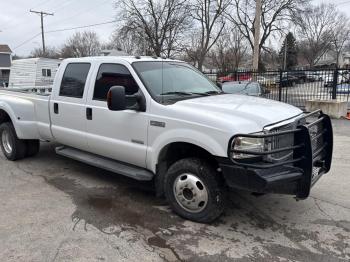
[62,56,182,64]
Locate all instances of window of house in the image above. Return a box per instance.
[42,69,52,77]
[93,63,139,101]
[59,63,91,98]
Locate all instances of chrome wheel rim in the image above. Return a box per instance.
[173,173,208,213]
[1,130,12,154]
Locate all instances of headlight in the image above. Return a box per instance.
[231,134,265,159]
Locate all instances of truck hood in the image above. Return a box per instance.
[170,94,302,133]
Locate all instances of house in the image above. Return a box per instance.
[342,52,350,68]
[315,50,350,68]
[8,58,60,88]
[0,44,12,87]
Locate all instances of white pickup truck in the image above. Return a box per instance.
[0,56,333,222]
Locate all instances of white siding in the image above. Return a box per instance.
[35,59,60,87]
[8,58,60,88]
[8,59,37,88]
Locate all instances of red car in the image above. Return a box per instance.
[218,72,252,83]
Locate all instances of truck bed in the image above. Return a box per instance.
[0,87,53,141]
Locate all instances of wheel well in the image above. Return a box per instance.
[0,109,12,125]
[155,142,221,197]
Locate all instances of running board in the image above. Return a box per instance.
[55,146,154,181]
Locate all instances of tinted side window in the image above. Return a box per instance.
[59,63,91,98]
[93,63,139,101]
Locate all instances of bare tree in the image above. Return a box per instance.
[227,0,307,66]
[185,0,229,71]
[30,46,60,59]
[294,4,337,67]
[115,0,190,57]
[107,29,144,55]
[60,31,101,58]
[209,27,248,71]
[329,12,350,67]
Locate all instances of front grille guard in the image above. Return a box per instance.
[228,110,333,198]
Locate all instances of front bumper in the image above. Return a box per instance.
[219,110,333,199]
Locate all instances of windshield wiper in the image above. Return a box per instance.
[160,91,193,96]
[160,90,223,97]
[204,90,223,95]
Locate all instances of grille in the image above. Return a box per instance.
[268,123,295,161]
[309,120,324,157]
[308,119,325,182]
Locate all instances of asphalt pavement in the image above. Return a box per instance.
[0,120,349,261]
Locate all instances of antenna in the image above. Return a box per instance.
[161,58,164,104]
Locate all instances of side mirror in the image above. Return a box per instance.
[107,86,126,111]
[107,85,147,112]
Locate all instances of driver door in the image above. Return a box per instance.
[85,62,148,168]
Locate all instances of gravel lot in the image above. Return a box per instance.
[0,120,349,262]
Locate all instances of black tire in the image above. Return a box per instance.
[164,158,226,223]
[0,122,26,161]
[25,140,40,157]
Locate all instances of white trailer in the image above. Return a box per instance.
[8,58,60,88]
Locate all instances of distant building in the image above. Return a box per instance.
[0,44,12,87]
[8,58,60,88]
[342,52,350,68]
[315,50,350,68]
[99,49,129,56]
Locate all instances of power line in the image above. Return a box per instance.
[45,0,112,28]
[46,20,118,33]
[50,0,75,13]
[13,19,119,50]
[31,0,55,9]
[30,10,54,54]
[13,33,41,50]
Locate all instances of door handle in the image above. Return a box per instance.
[86,107,92,120]
[54,103,59,114]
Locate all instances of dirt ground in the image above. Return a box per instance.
[0,120,349,262]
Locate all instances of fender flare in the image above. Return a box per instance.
[148,128,227,173]
[0,103,21,137]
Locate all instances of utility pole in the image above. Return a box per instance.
[252,0,261,71]
[30,10,53,54]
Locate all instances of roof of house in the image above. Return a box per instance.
[0,45,12,53]
[12,57,60,62]
[99,49,129,56]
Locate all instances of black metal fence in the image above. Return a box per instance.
[203,68,350,110]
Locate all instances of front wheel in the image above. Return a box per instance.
[164,158,226,223]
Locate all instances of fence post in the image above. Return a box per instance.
[278,70,283,101]
[332,69,338,100]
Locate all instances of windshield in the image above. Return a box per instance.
[222,82,260,96]
[132,61,221,102]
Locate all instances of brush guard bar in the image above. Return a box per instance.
[227,110,333,199]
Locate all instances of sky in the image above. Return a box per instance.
[0,0,117,56]
[0,0,350,56]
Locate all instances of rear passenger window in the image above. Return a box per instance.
[93,63,139,101]
[59,63,91,98]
